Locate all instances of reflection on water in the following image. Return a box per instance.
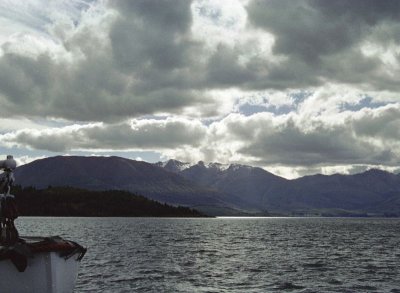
[17,217,400,293]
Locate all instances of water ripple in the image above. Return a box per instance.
[16,217,400,293]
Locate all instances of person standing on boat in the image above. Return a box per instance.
[0,155,19,245]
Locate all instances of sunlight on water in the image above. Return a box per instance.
[216,216,292,219]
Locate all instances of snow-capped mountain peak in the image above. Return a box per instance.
[156,159,233,173]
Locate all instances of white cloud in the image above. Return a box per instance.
[0,117,50,132]
[0,0,399,177]
[0,99,398,178]
[165,101,400,174]
[0,117,207,152]
[0,97,400,177]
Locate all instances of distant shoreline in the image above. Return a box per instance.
[12,185,399,218]
[16,215,400,219]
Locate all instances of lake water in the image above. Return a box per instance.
[16,217,400,293]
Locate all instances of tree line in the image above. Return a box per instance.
[10,186,205,217]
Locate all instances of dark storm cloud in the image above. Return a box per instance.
[0,0,399,123]
[113,0,192,33]
[246,0,400,88]
[1,0,400,176]
[202,44,322,90]
[248,0,400,62]
[312,0,400,24]
[0,0,210,122]
[109,0,195,73]
[205,45,255,86]
[195,0,400,91]
[0,50,208,121]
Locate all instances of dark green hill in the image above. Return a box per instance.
[12,186,205,217]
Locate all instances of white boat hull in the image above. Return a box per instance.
[0,251,81,293]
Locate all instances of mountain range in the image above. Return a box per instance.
[13,156,400,216]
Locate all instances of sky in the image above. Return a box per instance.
[0,0,399,178]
